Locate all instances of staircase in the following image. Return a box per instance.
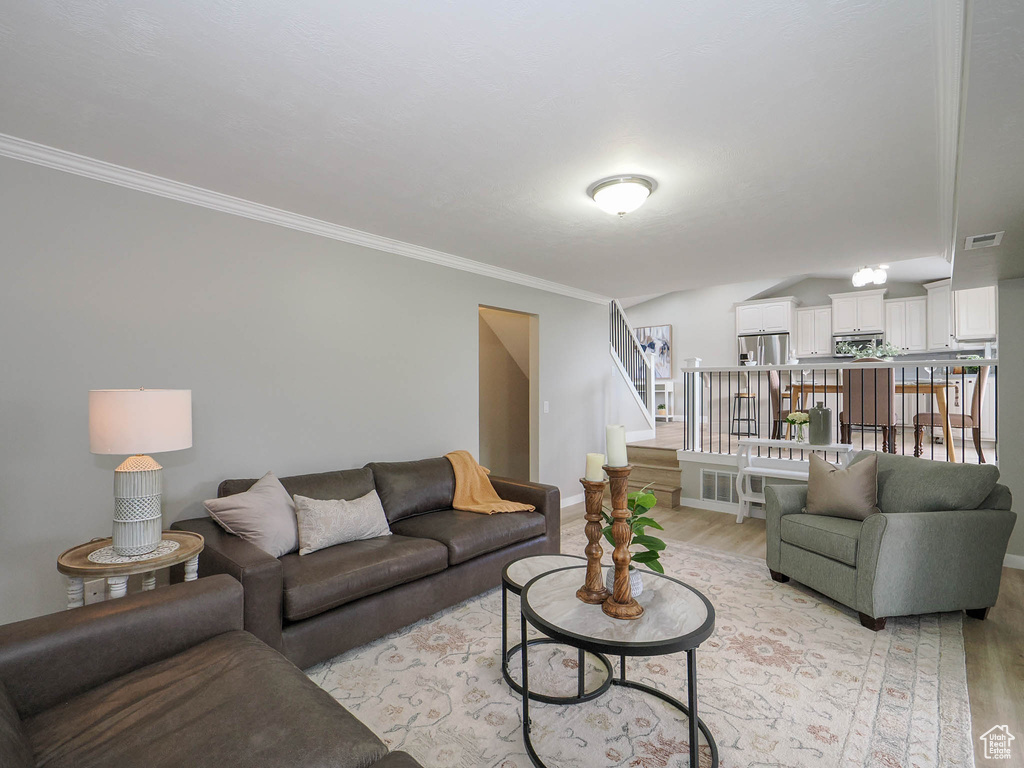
[609,300,656,433]
[625,445,682,509]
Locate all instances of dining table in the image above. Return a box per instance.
[785,379,961,462]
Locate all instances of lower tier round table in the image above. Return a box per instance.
[520,565,717,768]
[501,554,614,704]
[57,531,204,608]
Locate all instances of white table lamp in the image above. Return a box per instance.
[89,389,192,556]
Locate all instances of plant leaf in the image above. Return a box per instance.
[643,559,665,574]
[632,516,663,530]
[635,492,657,510]
[602,527,615,548]
[632,534,666,551]
[630,550,660,563]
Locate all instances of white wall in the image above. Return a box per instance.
[997,278,1023,559]
[624,279,779,369]
[0,157,614,623]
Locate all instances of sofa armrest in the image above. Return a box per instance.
[764,484,808,571]
[856,507,1017,618]
[0,575,242,719]
[170,517,285,651]
[489,477,561,549]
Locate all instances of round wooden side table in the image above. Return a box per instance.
[57,531,204,609]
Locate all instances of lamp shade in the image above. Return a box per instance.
[89,389,192,455]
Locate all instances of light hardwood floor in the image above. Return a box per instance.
[561,501,1024,748]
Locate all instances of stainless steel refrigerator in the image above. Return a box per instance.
[737,333,790,365]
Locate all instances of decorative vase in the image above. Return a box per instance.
[796,424,806,442]
[605,566,643,598]
[808,401,832,445]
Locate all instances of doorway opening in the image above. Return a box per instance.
[478,306,539,481]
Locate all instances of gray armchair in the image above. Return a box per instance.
[765,451,1015,631]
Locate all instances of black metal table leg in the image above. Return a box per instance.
[687,649,698,768]
[577,648,584,697]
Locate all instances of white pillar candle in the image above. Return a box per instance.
[606,425,628,467]
[585,453,606,482]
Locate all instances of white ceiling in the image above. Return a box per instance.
[0,1,969,297]
[950,0,1024,288]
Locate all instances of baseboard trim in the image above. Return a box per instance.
[678,496,766,520]
[0,133,610,305]
[1004,553,1024,570]
[561,492,585,509]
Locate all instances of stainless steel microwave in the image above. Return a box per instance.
[833,332,884,357]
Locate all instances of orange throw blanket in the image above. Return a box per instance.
[444,450,536,514]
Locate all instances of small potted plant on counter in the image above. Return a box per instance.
[600,485,666,597]
[785,411,810,442]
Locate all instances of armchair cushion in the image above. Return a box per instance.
[850,451,999,513]
[280,535,448,621]
[805,453,879,520]
[22,631,388,768]
[390,508,546,565]
[781,514,863,566]
[0,681,32,768]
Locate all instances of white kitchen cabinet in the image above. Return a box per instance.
[829,289,886,334]
[925,280,959,352]
[735,298,796,336]
[954,285,997,341]
[795,306,832,357]
[885,297,927,353]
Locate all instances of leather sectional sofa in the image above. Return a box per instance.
[172,457,560,669]
[0,575,423,768]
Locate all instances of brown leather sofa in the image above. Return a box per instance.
[0,575,423,768]
[172,457,560,669]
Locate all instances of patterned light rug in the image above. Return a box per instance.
[307,523,973,767]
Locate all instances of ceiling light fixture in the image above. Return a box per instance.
[588,176,656,216]
[852,265,888,287]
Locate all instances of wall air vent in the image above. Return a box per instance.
[700,469,754,504]
[964,231,1004,250]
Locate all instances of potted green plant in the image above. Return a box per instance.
[656,403,667,416]
[600,486,666,597]
[835,341,903,361]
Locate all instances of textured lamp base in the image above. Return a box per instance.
[112,455,163,556]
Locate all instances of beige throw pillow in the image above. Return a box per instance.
[204,471,298,557]
[294,490,392,556]
[805,452,880,521]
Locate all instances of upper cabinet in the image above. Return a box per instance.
[954,286,997,341]
[795,306,833,357]
[829,289,886,334]
[925,280,958,351]
[735,298,796,336]
[884,297,927,353]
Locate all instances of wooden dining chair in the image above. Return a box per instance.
[840,359,896,452]
[768,369,791,439]
[913,365,990,462]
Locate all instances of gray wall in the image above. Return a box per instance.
[478,312,530,480]
[625,279,778,368]
[0,157,612,623]
[751,277,928,307]
[997,278,1023,558]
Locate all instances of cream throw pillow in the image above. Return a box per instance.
[204,471,298,557]
[294,490,392,556]
[805,452,880,521]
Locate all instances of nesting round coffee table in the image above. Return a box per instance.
[519,564,717,768]
[501,554,614,704]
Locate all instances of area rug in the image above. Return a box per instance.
[307,522,973,767]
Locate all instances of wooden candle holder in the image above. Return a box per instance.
[576,478,610,604]
[602,465,644,620]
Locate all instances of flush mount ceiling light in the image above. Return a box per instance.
[587,176,656,216]
[852,264,888,287]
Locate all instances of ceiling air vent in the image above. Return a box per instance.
[964,231,1004,250]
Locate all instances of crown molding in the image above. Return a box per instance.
[0,133,610,305]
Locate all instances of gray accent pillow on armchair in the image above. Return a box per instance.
[805,452,879,521]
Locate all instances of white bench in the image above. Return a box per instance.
[735,439,857,523]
